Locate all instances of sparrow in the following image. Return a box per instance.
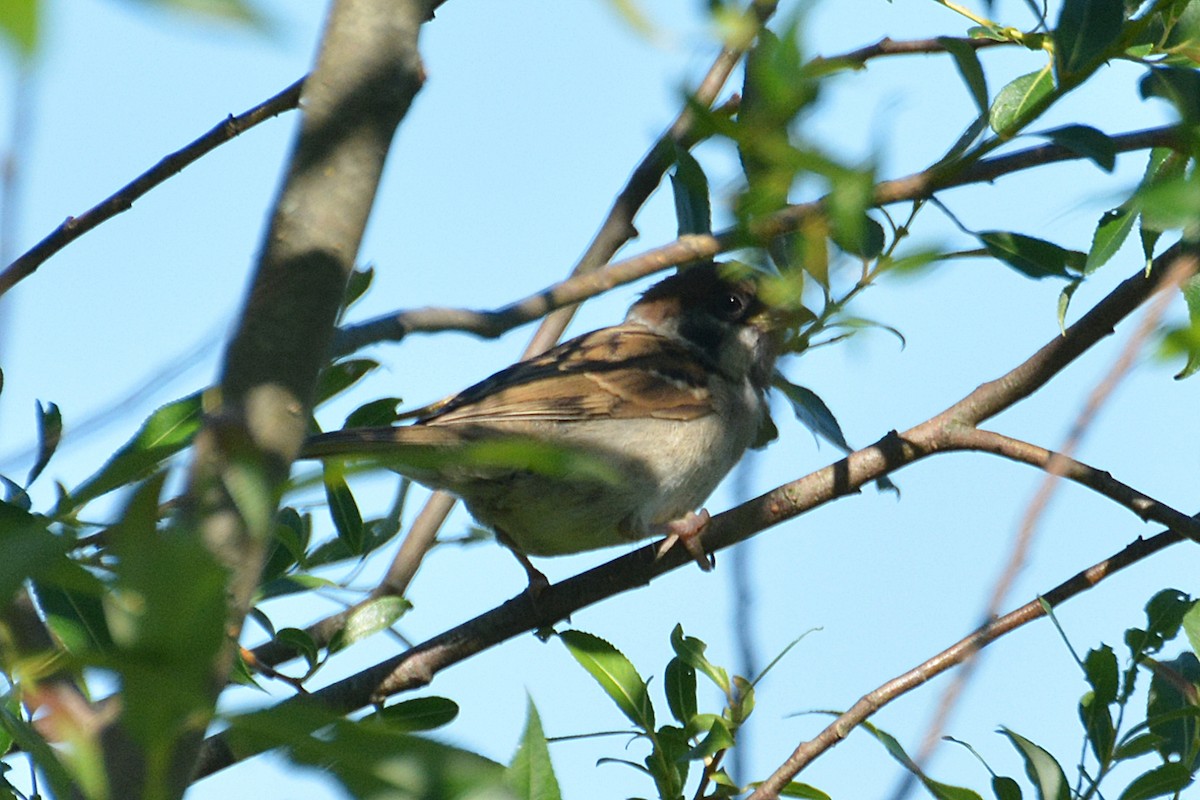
[301,261,781,583]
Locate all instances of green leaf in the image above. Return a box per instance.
[1054,0,1125,78]
[670,624,730,695]
[0,703,78,799]
[1086,206,1136,273]
[1162,275,1200,378]
[939,36,989,112]
[671,144,712,236]
[106,473,229,754]
[980,231,1082,279]
[329,595,410,652]
[1037,124,1116,172]
[67,392,202,509]
[343,396,404,428]
[1080,691,1116,765]
[272,627,320,672]
[1113,732,1166,761]
[779,782,833,800]
[507,698,562,800]
[1085,645,1120,704]
[341,265,375,317]
[989,67,1054,135]
[363,696,459,733]
[1140,65,1200,122]
[992,776,1024,800]
[316,359,379,405]
[860,721,984,800]
[0,0,38,59]
[1000,728,1070,800]
[1146,653,1200,761]
[0,500,67,600]
[685,716,735,761]
[774,378,852,451]
[1117,761,1194,800]
[228,700,512,799]
[560,630,654,730]
[34,580,113,653]
[665,657,697,726]
[1058,279,1082,332]
[1139,173,1200,233]
[27,400,62,487]
[1184,596,1200,657]
[322,463,364,555]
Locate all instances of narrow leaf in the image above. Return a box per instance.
[939,36,989,112]
[364,697,459,733]
[330,596,410,652]
[560,630,654,730]
[507,698,562,800]
[774,379,851,451]
[980,231,1081,279]
[68,392,202,508]
[323,464,364,555]
[1086,207,1136,273]
[665,657,697,726]
[1140,66,1200,123]
[27,400,62,487]
[1000,728,1070,800]
[1116,761,1194,800]
[671,144,712,236]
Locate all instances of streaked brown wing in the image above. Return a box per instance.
[423,326,716,425]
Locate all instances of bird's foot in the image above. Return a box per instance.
[654,509,714,571]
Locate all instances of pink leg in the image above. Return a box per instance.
[653,509,713,571]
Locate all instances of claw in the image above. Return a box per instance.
[653,509,713,571]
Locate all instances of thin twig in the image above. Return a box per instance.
[747,522,1195,799]
[0,77,305,299]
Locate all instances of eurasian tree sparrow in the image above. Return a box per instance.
[302,261,781,580]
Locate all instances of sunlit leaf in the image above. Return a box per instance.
[1086,207,1136,273]
[316,359,379,406]
[1000,728,1070,800]
[670,624,730,695]
[506,698,562,800]
[560,630,654,730]
[67,392,202,509]
[329,595,410,652]
[989,67,1054,135]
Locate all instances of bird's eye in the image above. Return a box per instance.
[717,291,748,321]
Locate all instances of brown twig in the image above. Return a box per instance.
[195,243,1200,780]
[331,125,1181,350]
[747,522,1194,799]
[0,77,305,300]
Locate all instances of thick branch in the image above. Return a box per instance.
[0,78,304,299]
[107,1,431,796]
[333,126,1182,350]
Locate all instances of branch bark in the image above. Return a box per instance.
[95,1,430,796]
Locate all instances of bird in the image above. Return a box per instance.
[301,261,782,587]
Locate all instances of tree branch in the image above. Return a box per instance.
[0,77,305,300]
[746,519,1196,799]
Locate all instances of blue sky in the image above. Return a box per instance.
[1,1,1198,798]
